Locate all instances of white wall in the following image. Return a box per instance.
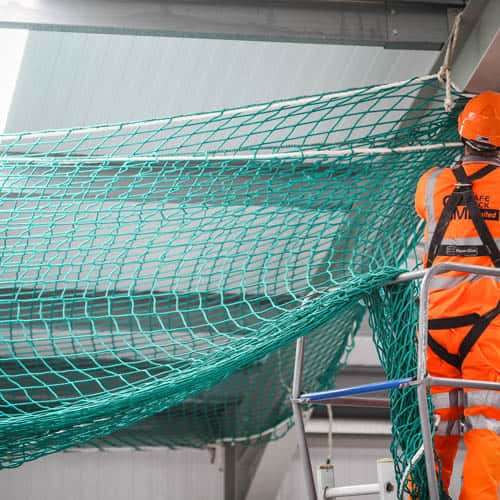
[0,447,224,500]
[0,435,466,500]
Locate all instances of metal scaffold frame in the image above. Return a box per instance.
[291,262,500,500]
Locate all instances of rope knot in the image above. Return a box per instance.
[438,11,463,112]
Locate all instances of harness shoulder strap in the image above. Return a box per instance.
[426,162,466,267]
[468,163,497,181]
[426,162,500,267]
[452,164,500,268]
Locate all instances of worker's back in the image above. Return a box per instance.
[415,159,500,319]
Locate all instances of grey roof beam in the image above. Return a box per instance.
[446,0,500,92]
[396,0,464,5]
[0,0,452,50]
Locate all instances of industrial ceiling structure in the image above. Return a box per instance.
[0,0,498,91]
[0,0,464,49]
[0,2,498,500]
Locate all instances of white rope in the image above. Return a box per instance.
[0,142,463,164]
[278,350,293,396]
[326,404,333,464]
[438,11,463,112]
[216,415,294,444]
[398,414,441,498]
[216,408,314,444]
[0,75,441,142]
[398,443,425,499]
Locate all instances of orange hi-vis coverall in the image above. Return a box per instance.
[415,155,500,499]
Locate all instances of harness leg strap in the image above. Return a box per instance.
[459,301,500,361]
[428,301,500,370]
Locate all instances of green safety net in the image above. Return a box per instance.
[0,75,466,497]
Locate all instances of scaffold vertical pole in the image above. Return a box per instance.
[417,267,440,500]
[292,336,317,500]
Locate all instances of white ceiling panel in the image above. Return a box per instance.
[5,31,438,132]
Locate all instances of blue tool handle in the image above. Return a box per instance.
[300,376,415,402]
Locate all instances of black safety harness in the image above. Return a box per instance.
[426,161,500,369]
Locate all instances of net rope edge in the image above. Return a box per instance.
[0,143,463,163]
[0,74,446,142]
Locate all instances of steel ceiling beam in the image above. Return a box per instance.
[0,0,456,50]
[447,0,500,91]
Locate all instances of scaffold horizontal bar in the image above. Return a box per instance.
[298,377,415,403]
[389,270,426,284]
[324,482,380,498]
[428,376,500,391]
[387,262,500,287]
[314,396,390,408]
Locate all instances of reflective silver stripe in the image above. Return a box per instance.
[425,168,444,241]
[464,415,500,434]
[430,273,500,291]
[416,239,425,263]
[424,237,500,255]
[438,237,500,247]
[436,418,461,436]
[465,390,500,409]
[431,389,464,410]
[424,236,500,252]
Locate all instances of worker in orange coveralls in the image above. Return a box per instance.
[415,91,500,499]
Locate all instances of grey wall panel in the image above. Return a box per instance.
[0,447,224,500]
[6,32,438,132]
[0,438,465,500]
[276,437,466,500]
